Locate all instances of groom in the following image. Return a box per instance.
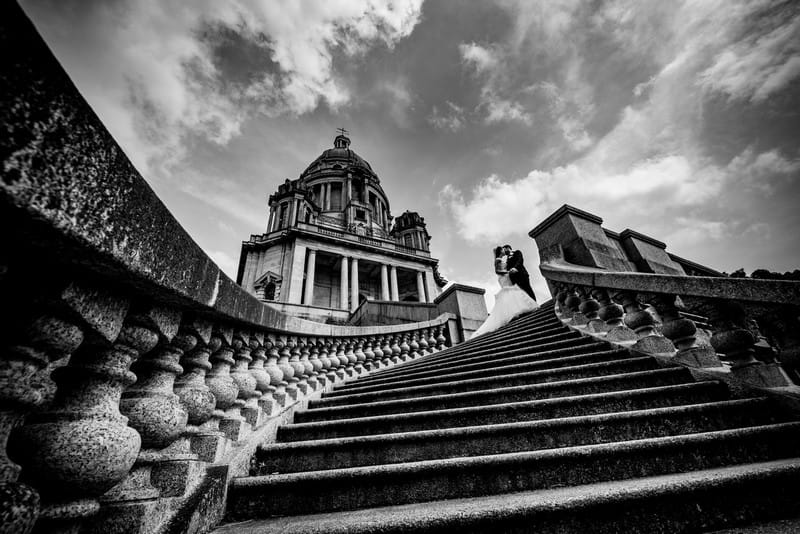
[503,244,537,302]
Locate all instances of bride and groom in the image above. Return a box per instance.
[472,244,538,338]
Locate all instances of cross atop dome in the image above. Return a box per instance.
[334,127,351,149]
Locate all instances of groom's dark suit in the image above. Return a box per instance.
[507,249,537,302]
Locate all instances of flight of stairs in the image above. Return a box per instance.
[214,303,800,533]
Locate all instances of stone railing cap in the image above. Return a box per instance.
[434,283,486,303]
[540,260,800,305]
[619,228,667,250]
[528,204,604,238]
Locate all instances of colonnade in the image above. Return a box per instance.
[302,249,433,310]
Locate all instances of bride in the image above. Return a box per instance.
[471,246,539,338]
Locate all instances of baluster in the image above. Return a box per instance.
[380,337,393,366]
[276,337,298,402]
[417,330,430,355]
[436,326,447,351]
[563,288,581,321]
[577,288,602,330]
[709,301,790,387]
[264,336,287,408]
[173,321,224,463]
[247,335,272,421]
[409,333,421,359]
[11,286,137,534]
[206,328,243,442]
[363,338,376,370]
[344,341,357,377]
[353,340,367,375]
[427,330,438,354]
[613,291,674,353]
[321,340,338,385]
[592,288,634,341]
[651,295,721,368]
[318,339,334,386]
[94,307,186,531]
[299,340,318,391]
[333,340,348,381]
[398,334,411,362]
[1,311,85,534]
[390,336,402,364]
[231,331,259,429]
[553,284,568,317]
[309,339,324,389]
[288,338,309,396]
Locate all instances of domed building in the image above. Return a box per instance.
[236,132,448,322]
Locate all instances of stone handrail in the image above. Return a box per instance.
[0,4,454,534]
[539,259,800,391]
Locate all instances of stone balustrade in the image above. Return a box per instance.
[0,4,457,533]
[529,204,800,391]
[541,261,800,389]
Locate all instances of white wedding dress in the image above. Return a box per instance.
[471,255,539,338]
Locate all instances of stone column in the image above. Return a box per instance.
[389,266,399,301]
[303,249,317,306]
[381,265,390,300]
[289,199,298,227]
[416,271,426,303]
[340,257,349,310]
[350,258,360,312]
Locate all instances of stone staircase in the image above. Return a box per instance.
[214,303,800,533]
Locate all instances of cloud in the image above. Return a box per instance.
[698,8,800,103]
[22,0,424,177]
[459,42,501,74]
[428,101,466,132]
[442,0,800,260]
[484,98,532,125]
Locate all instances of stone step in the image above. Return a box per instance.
[227,422,800,517]
[280,380,725,442]
[338,337,606,392]
[330,344,626,396]
[296,367,692,423]
[366,310,564,369]
[363,327,578,381]
[314,354,654,407]
[214,459,800,534]
[254,397,780,474]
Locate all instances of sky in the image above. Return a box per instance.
[21,0,800,308]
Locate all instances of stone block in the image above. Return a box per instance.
[732,363,791,388]
[242,407,261,428]
[86,497,169,534]
[606,325,638,342]
[571,313,589,326]
[190,434,227,464]
[434,284,487,342]
[632,335,675,355]
[674,347,723,368]
[586,319,608,333]
[151,460,205,499]
[528,205,632,271]
[619,229,685,274]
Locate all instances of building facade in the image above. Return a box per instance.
[236,132,447,322]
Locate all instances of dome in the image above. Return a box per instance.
[299,134,378,181]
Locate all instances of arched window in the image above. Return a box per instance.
[264,282,276,301]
